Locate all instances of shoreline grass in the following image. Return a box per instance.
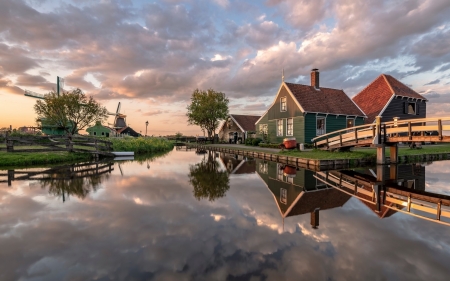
[109,137,174,154]
[0,150,92,169]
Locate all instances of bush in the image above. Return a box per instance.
[259,143,281,149]
[245,138,253,145]
[251,138,262,146]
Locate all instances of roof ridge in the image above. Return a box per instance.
[384,74,427,100]
[352,74,386,100]
[285,81,343,92]
[382,74,396,95]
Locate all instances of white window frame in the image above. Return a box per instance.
[286,118,293,136]
[407,102,416,115]
[316,117,326,136]
[277,119,283,136]
[280,97,287,112]
[259,124,268,134]
[280,188,287,204]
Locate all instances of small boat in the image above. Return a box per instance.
[283,165,297,178]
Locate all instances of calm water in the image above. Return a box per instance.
[1,147,450,281]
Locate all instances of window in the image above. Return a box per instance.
[280,97,287,112]
[101,132,105,136]
[277,119,283,136]
[404,102,418,115]
[93,131,97,136]
[286,118,293,136]
[277,164,284,181]
[316,117,325,136]
[259,162,268,174]
[346,118,355,128]
[259,124,268,134]
[280,188,287,204]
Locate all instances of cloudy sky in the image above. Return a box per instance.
[1,0,450,135]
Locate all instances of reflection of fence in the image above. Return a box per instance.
[2,133,113,158]
[0,161,114,186]
[315,170,450,226]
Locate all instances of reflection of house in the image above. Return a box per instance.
[352,74,427,124]
[255,159,351,226]
[256,69,366,144]
[218,114,261,143]
[218,153,256,175]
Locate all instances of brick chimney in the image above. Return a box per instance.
[311,68,319,89]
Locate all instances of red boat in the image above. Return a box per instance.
[283,137,297,149]
[283,165,297,177]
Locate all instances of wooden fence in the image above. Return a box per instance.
[1,133,114,158]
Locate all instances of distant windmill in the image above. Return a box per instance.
[108,102,127,129]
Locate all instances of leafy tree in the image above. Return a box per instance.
[34,88,108,135]
[186,89,229,142]
[175,131,183,139]
[188,151,230,201]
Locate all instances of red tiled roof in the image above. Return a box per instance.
[231,114,261,131]
[285,83,365,116]
[352,74,427,123]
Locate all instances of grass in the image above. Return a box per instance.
[0,150,92,169]
[109,137,174,154]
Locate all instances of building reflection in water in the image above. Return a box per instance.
[255,159,351,229]
[185,151,450,227]
[0,161,114,202]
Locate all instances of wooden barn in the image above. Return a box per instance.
[352,74,427,124]
[218,114,261,143]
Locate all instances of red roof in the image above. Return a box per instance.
[352,74,427,124]
[285,83,365,117]
[231,114,260,131]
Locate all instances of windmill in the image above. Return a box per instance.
[108,102,127,129]
[24,76,72,135]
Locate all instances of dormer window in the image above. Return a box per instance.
[280,97,287,112]
[404,102,419,115]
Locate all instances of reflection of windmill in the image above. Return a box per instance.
[108,102,127,129]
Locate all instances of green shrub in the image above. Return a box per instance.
[245,138,253,145]
[259,143,281,149]
[251,138,262,146]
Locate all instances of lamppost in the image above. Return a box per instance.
[145,120,149,137]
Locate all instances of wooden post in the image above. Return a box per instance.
[390,145,398,164]
[376,145,386,164]
[7,170,14,186]
[354,129,358,143]
[437,201,442,221]
[408,122,412,140]
[438,119,443,140]
[6,131,13,152]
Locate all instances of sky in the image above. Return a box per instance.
[1,0,450,136]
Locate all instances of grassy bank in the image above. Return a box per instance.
[0,150,92,168]
[109,137,174,154]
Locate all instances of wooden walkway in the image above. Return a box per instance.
[312,117,450,151]
[315,168,450,226]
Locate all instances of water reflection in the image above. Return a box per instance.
[0,161,113,202]
[189,150,230,201]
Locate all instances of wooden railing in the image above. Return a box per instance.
[312,117,450,149]
[2,134,113,158]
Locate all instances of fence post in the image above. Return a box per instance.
[438,119,443,140]
[6,131,13,152]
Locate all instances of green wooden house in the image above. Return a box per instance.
[256,69,366,144]
[86,121,113,137]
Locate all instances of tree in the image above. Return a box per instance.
[186,89,229,142]
[34,88,108,135]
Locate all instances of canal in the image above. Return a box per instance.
[1,146,450,280]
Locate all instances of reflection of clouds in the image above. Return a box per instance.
[0,152,450,280]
